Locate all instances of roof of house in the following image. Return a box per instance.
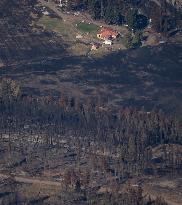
[97,27,118,38]
[98,27,118,38]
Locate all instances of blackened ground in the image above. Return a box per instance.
[1,43,182,117]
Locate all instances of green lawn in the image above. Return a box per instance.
[76,22,99,33]
[37,16,77,41]
[38,16,60,30]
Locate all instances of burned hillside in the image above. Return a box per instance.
[0,81,181,204]
[0,1,182,204]
[0,0,66,66]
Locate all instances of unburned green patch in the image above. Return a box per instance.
[76,22,99,34]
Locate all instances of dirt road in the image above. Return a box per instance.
[143,178,182,205]
[0,173,62,187]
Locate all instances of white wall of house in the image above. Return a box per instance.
[103,40,112,45]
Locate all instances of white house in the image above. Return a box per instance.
[103,39,112,45]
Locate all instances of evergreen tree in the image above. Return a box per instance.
[88,0,101,19]
[132,30,143,48]
[126,8,138,30]
[123,33,133,48]
[104,5,116,24]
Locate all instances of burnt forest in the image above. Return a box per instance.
[0,0,182,205]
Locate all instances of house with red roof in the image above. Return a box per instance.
[97,27,119,40]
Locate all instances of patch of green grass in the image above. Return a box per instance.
[76,22,99,34]
[38,16,60,30]
[37,16,76,41]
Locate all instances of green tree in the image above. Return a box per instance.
[123,33,133,49]
[88,0,101,19]
[132,30,143,47]
[126,8,138,29]
[104,4,124,25]
[104,5,115,24]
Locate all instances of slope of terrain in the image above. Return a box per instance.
[0,1,182,205]
[1,43,182,116]
[0,1,182,116]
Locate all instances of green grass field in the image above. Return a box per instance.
[38,16,61,30]
[76,22,99,33]
[37,16,77,41]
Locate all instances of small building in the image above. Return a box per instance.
[91,43,99,50]
[103,39,112,45]
[76,34,83,39]
[42,10,50,15]
[97,27,118,40]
